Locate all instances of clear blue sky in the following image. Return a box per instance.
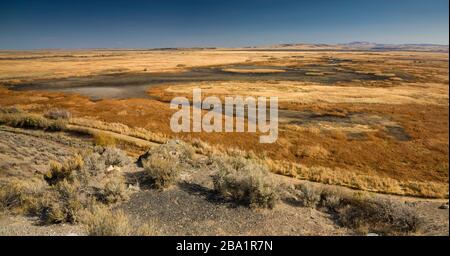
[0,0,448,49]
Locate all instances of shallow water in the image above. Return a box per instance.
[11,64,390,100]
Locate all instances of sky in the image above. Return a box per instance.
[0,0,448,49]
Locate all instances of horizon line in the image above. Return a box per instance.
[1,41,449,51]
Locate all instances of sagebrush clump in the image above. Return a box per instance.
[98,173,129,204]
[338,197,421,235]
[100,147,131,167]
[0,146,132,225]
[212,155,279,209]
[141,140,195,189]
[144,157,181,189]
[296,183,322,207]
[40,180,88,224]
[82,204,132,236]
[82,204,156,236]
[44,155,84,185]
[44,108,72,120]
[292,183,421,235]
[0,178,47,214]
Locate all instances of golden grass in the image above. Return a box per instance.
[93,132,117,147]
[266,159,448,198]
[0,110,67,131]
[71,117,168,144]
[0,49,448,199]
[221,68,285,74]
[0,49,274,84]
[156,81,449,106]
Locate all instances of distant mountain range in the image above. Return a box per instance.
[340,41,449,51]
[263,42,449,52]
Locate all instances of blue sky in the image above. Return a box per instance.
[0,0,448,49]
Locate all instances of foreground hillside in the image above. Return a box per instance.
[0,110,448,236]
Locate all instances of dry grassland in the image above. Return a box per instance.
[0,49,448,198]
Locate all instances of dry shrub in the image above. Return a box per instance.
[338,197,421,235]
[36,148,132,224]
[98,146,130,167]
[82,204,156,236]
[212,155,279,209]
[98,172,129,204]
[319,187,345,211]
[0,106,23,114]
[45,118,68,131]
[82,204,132,236]
[44,155,84,185]
[191,138,213,155]
[136,223,158,236]
[68,149,130,205]
[295,145,329,159]
[40,180,88,224]
[328,130,347,140]
[44,108,71,120]
[144,157,181,189]
[225,147,259,159]
[44,108,70,120]
[0,178,47,214]
[295,183,322,207]
[2,112,47,129]
[93,132,116,147]
[141,140,195,189]
[291,184,421,235]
